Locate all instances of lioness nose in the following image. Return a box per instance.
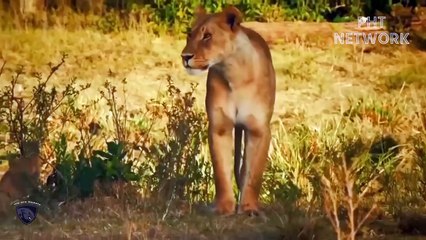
[181,54,194,62]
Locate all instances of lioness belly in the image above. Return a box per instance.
[208,98,267,128]
[235,100,267,126]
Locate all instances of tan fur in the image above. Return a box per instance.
[181,5,276,215]
[0,141,41,216]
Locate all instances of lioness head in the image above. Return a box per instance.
[181,5,243,75]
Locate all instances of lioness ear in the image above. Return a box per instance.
[194,5,207,19]
[222,5,243,30]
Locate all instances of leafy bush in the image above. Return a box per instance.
[142,76,211,203]
[0,55,89,157]
[0,56,212,205]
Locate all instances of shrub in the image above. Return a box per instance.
[141,76,211,203]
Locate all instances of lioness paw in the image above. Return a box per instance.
[237,202,261,215]
[210,200,236,216]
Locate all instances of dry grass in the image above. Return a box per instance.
[1,27,424,122]
[0,191,329,240]
[1,22,426,239]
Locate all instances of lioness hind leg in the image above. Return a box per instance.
[238,122,271,215]
[208,124,236,215]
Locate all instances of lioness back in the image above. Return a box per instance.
[240,26,273,63]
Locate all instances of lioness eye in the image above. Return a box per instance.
[203,33,212,40]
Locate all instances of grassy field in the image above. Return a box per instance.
[1,18,426,239]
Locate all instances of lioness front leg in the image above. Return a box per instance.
[238,119,271,215]
[208,119,236,215]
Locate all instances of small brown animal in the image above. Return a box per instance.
[0,141,41,216]
[181,5,276,215]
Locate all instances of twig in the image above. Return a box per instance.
[161,184,176,221]
[22,54,67,113]
[355,204,377,234]
[0,61,6,78]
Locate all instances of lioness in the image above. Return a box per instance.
[0,141,41,216]
[181,5,276,215]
